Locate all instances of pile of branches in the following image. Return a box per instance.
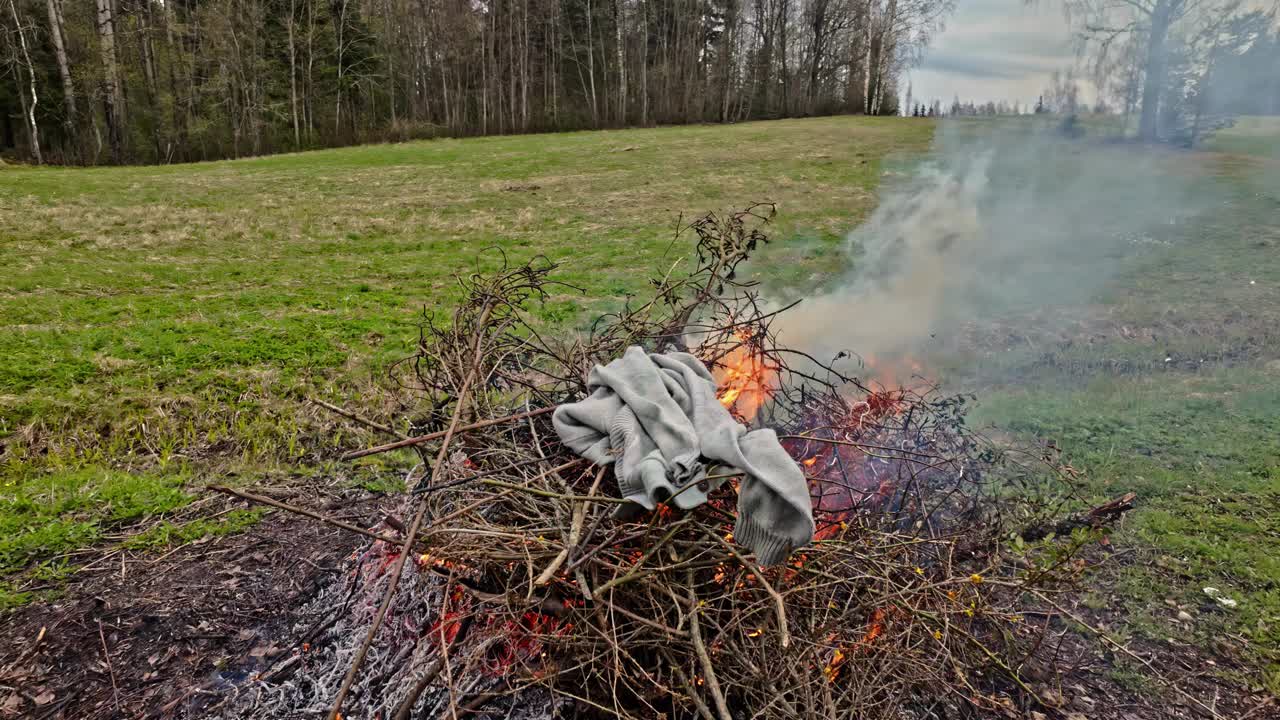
[219,206,1106,720]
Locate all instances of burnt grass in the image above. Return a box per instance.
[1,117,1278,718]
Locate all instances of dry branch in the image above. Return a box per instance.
[340,406,557,460]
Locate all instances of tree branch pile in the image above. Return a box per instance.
[216,206,1117,720]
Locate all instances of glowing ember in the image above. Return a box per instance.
[429,584,472,646]
[861,607,886,646]
[485,611,570,675]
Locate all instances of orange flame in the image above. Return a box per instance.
[714,343,775,420]
[823,648,847,682]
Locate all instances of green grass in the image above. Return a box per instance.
[976,369,1280,692]
[0,116,932,585]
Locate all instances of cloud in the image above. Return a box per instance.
[920,51,1062,79]
[906,1,1083,105]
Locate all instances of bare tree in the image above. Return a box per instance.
[45,0,75,136]
[1066,0,1229,141]
[6,0,41,162]
[94,0,125,161]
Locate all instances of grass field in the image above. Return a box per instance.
[2,115,1278,693]
[962,123,1280,693]
[0,117,931,599]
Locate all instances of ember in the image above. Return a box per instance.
[213,206,1115,720]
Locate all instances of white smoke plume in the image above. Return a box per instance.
[774,121,1213,370]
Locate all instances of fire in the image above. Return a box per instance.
[822,648,847,682]
[417,552,471,574]
[861,607,886,646]
[713,339,775,420]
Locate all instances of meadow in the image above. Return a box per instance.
[1,115,1277,695]
[0,117,930,591]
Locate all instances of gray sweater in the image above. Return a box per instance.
[553,346,814,564]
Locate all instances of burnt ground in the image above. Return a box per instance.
[1,485,1273,720]
[0,488,383,720]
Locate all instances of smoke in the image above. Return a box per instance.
[775,120,1213,369]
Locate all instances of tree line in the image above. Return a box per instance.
[0,0,952,164]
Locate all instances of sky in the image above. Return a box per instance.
[906,0,1083,109]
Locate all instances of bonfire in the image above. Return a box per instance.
[212,206,1119,720]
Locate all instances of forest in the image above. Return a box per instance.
[0,0,949,163]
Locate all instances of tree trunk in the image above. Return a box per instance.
[522,0,529,129]
[720,0,736,122]
[586,0,599,126]
[865,15,882,113]
[383,0,396,128]
[614,0,626,124]
[288,0,301,147]
[8,0,42,163]
[162,0,187,160]
[335,0,348,137]
[305,0,315,140]
[95,0,125,162]
[846,0,866,113]
[45,0,77,134]
[1137,1,1172,143]
[807,0,827,113]
[138,4,163,159]
[639,0,648,124]
[779,0,790,116]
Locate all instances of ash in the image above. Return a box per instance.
[213,497,565,719]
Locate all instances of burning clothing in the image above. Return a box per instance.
[553,346,814,564]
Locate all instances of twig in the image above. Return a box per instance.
[534,466,605,586]
[211,485,402,546]
[340,405,557,460]
[778,434,938,458]
[326,300,496,720]
[415,458,586,496]
[478,478,629,504]
[601,599,689,638]
[392,657,446,720]
[685,566,732,720]
[311,398,408,439]
[98,620,120,714]
[709,531,790,649]
[668,659,718,720]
